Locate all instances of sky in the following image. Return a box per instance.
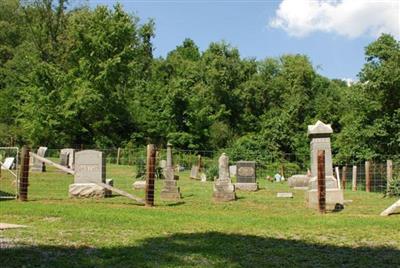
[85,0,400,80]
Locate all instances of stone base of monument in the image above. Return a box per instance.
[69,183,107,198]
[133,180,146,190]
[234,182,258,191]
[160,180,181,200]
[213,182,236,202]
[288,174,310,188]
[306,175,344,210]
[306,188,344,210]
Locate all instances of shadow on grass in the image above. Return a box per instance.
[2,232,399,267]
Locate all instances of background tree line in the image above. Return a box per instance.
[0,0,399,163]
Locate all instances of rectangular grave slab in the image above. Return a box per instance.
[236,161,256,183]
[74,150,105,184]
[277,192,293,198]
[235,161,258,191]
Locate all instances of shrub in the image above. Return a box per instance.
[384,176,400,197]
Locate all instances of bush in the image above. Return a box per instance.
[384,176,400,197]
[205,163,218,181]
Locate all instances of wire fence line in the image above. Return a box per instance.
[0,146,398,201]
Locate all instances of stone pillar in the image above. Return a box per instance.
[213,153,236,201]
[160,143,181,200]
[306,121,343,210]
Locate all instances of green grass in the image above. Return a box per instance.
[0,164,399,267]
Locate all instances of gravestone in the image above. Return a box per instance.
[160,143,181,200]
[229,165,237,177]
[60,148,75,170]
[288,174,310,188]
[190,166,199,180]
[235,161,258,191]
[69,150,110,198]
[213,153,236,201]
[306,121,343,210]
[31,147,47,172]
[1,157,15,170]
[277,192,293,198]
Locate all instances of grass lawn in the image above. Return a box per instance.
[1,164,399,267]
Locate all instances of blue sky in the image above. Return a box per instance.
[86,0,399,80]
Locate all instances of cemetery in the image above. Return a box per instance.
[0,0,399,267]
[1,124,399,266]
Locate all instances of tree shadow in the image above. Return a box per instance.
[1,232,399,267]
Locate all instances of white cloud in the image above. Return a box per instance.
[269,0,400,38]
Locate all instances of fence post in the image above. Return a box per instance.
[18,146,30,201]
[145,144,156,207]
[342,166,347,190]
[317,150,326,214]
[386,160,393,191]
[352,165,357,191]
[365,161,371,192]
[116,147,121,165]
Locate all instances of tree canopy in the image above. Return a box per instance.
[0,0,399,162]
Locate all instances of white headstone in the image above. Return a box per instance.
[1,157,15,170]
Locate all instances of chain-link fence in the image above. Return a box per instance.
[0,147,19,199]
[2,146,398,201]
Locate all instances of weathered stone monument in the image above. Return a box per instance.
[60,148,75,170]
[235,161,258,191]
[160,143,181,200]
[213,153,236,201]
[306,121,344,210]
[31,147,47,172]
[69,150,110,198]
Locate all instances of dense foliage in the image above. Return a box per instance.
[0,0,399,162]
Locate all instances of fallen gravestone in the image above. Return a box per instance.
[277,192,293,198]
[306,121,344,210]
[213,153,236,201]
[235,161,258,191]
[380,199,400,216]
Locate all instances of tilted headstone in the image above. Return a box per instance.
[235,161,258,191]
[69,150,109,198]
[31,147,48,172]
[1,157,15,170]
[213,153,236,201]
[306,121,344,210]
[160,143,181,200]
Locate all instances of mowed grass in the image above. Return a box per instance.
[0,164,399,267]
